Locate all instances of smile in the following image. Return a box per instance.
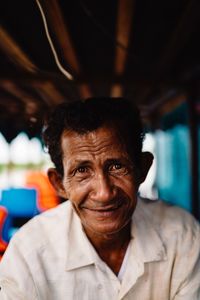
[83,202,124,215]
[90,205,121,212]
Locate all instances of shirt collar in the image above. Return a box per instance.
[65,204,97,271]
[130,197,167,263]
[65,198,167,271]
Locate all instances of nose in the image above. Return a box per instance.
[90,173,116,203]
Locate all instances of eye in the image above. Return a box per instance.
[108,162,128,175]
[76,166,88,173]
[111,163,122,170]
[72,165,91,182]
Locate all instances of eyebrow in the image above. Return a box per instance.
[105,157,131,165]
[105,158,122,163]
[69,159,92,167]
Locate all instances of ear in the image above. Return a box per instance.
[47,168,67,199]
[139,151,154,184]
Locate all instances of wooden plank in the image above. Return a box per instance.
[0,81,41,113]
[0,80,63,121]
[111,0,134,96]
[110,84,123,97]
[34,81,66,105]
[114,0,134,75]
[1,80,34,101]
[79,84,92,99]
[0,26,37,73]
[156,0,200,74]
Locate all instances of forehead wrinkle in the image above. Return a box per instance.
[61,126,130,163]
[63,141,122,162]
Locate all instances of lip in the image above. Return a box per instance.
[82,202,124,217]
[83,200,123,210]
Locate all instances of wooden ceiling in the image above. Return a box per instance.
[0,0,200,141]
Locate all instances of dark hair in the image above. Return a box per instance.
[43,97,145,175]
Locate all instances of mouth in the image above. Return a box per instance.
[89,204,122,211]
[82,201,124,217]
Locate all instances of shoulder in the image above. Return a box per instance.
[137,199,200,297]
[137,197,200,240]
[8,201,73,256]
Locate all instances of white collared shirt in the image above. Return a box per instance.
[0,198,199,300]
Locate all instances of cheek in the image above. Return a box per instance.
[116,176,137,195]
[64,180,90,206]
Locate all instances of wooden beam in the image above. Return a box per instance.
[0,26,37,73]
[158,94,186,116]
[78,84,92,99]
[140,90,186,114]
[0,81,41,114]
[34,81,66,105]
[36,0,92,98]
[0,72,189,85]
[111,0,134,96]
[156,0,200,74]
[114,0,134,76]
[140,0,200,108]
[110,84,123,97]
[0,80,65,124]
[1,80,34,102]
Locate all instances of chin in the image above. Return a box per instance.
[85,221,130,237]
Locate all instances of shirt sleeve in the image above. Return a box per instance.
[172,219,200,300]
[0,237,37,300]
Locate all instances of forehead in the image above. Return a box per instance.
[61,126,128,158]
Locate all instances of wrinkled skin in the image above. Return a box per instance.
[48,126,152,244]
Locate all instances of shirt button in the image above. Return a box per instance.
[97,284,103,289]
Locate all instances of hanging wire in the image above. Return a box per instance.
[35,0,73,80]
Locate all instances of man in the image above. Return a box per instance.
[0,97,199,299]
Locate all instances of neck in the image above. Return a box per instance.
[84,223,131,275]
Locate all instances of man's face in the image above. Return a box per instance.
[57,126,141,237]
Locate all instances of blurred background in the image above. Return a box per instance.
[0,0,199,256]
